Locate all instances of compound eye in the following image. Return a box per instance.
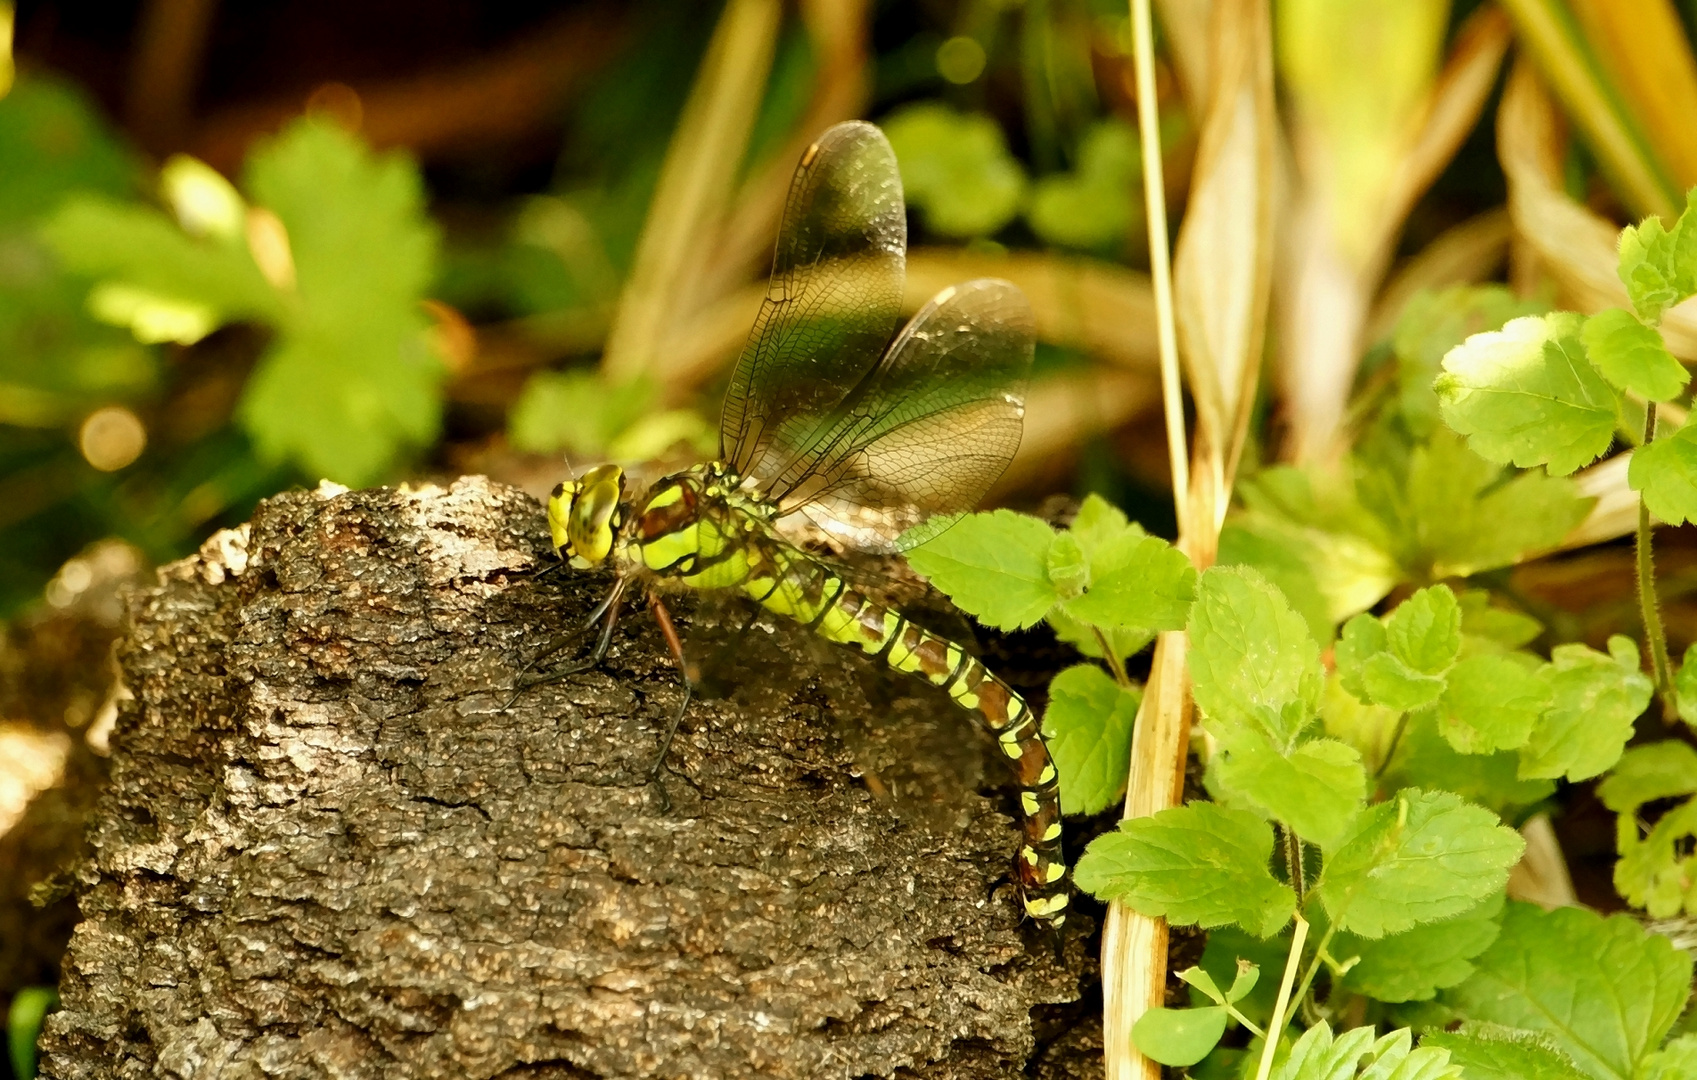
[567,465,625,566]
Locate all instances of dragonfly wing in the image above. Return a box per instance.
[721,121,907,483]
[763,277,1036,548]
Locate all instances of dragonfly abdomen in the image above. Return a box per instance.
[744,550,1068,929]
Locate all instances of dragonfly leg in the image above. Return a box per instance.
[502,576,629,709]
[643,593,695,811]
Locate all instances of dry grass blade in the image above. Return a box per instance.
[1568,0,1697,191]
[1172,0,1275,518]
[698,0,872,308]
[1497,62,1697,358]
[1498,0,1678,219]
[1276,2,1505,464]
[1153,0,1214,112]
[995,370,1160,495]
[599,0,780,383]
[650,248,1160,399]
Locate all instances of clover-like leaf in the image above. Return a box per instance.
[1580,308,1689,402]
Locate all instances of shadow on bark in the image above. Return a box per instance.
[38,476,1102,1079]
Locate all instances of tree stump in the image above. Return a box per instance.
[38,476,1096,1079]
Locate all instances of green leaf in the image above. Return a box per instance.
[1639,1035,1697,1080]
[1580,308,1689,402]
[1393,285,1548,438]
[1132,1006,1229,1068]
[1519,639,1652,782]
[1210,731,1366,849]
[903,509,1059,630]
[1045,531,1089,600]
[1315,789,1525,939]
[1042,664,1141,816]
[1617,199,1697,323]
[1188,567,1323,747]
[508,370,656,456]
[1216,517,1336,645]
[1074,801,1296,937]
[1596,740,1697,813]
[1398,431,1592,579]
[1335,613,1389,703]
[1443,903,1695,1080]
[1420,1025,1590,1080]
[1434,312,1620,477]
[1197,927,1288,1022]
[1361,653,1446,713]
[1069,493,1131,556]
[1438,655,1551,755]
[1612,795,1697,918]
[1027,119,1140,252]
[1675,643,1697,726]
[883,102,1026,238]
[1628,422,1697,526]
[1335,893,1504,1003]
[1457,590,1543,650]
[1383,710,1556,817]
[8,986,58,1080]
[238,117,442,484]
[0,75,138,225]
[1046,605,1155,663]
[1386,585,1462,674]
[1270,1025,1461,1080]
[1060,530,1196,631]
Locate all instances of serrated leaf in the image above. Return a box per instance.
[1457,590,1543,649]
[1188,567,1323,746]
[1315,789,1524,939]
[1580,308,1689,402]
[1271,1024,1461,1080]
[1069,493,1133,557]
[1639,1034,1697,1080]
[1045,605,1155,663]
[1519,639,1652,782]
[1384,710,1556,817]
[1386,585,1462,674]
[1612,794,1697,918]
[1336,613,1389,703]
[1042,664,1141,816]
[1628,422,1697,526]
[1210,731,1366,848]
[1438,654,1551,755]
[1443,903,1694,1080]
[1617,200,1697,323]
[1132,1006,1228,1067]
[1596,740,1697,813]
[1676,643,1697,726]
[1045,531,1089,600]
[1362,652,1446,712]
[903,509,1059,630]
[1420,1024,1590,1080]
[1335,893,1504,1003]
[1216,517,1336,645]
[1060,530,1196,631]
[1435,312,1620,477]
[1074,801,1296,937]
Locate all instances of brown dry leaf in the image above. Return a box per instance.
[599,0,781,383]
[1276,4,1509,463]
[1568,0,1697,191]
[1153,0,1215,112]
[1172,0,1275,517]
[1498,61,1697,358]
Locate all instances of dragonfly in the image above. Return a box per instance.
[532,120,1068,932]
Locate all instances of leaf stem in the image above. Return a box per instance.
[1253,915,1310,1080]
[1281,826,1305,908]
[1636,402,1677,719]
[1092,626,1134,688]
[1372,711,1412,782]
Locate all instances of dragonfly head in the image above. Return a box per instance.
[548,463,625,569]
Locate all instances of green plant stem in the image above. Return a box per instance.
[1637,403,1677,719]
[1254,915,1310,1080]
[1091,626,1134,688]
[1373,711,1413,782]
[1282,826,1306,907]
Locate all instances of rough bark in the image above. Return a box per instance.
[39,476,1097,1080]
